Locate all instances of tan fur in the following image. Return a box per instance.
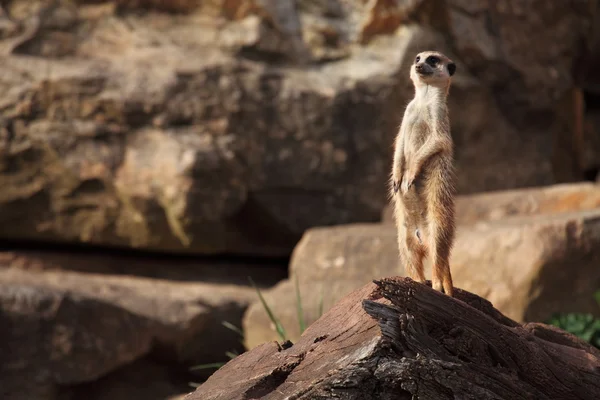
[390,51,457,296]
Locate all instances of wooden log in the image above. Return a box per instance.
[186,277,600,400]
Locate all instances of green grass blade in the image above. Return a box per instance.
[189,362,226,371]
[225,351,238,359]
[294,274,306,333]
[222,321,244,337]
[318,285,324,318]
[248,276,287,342]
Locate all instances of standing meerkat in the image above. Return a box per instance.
[390,50,457,296]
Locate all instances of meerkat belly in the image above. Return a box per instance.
[397,105,442,238]
[401,178,428,232]
[400,151,441,242]
[404,119,429,154]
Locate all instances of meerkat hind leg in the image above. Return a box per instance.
[398,232,426,283]
[428,220,454,296]
[442,267,454,297]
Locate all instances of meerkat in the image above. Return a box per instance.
[390,50,457,296]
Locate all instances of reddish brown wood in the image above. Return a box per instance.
[186,277,600,400]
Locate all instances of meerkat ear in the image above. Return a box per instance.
[447,63,456,76]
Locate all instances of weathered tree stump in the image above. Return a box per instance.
[186,277,600,400]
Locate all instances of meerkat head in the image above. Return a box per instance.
[410,51,456,89]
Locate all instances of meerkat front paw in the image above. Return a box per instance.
[401,172,415,194]
[391,170,403,194]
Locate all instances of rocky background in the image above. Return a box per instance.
[1,0,600,399]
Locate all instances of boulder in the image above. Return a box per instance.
[381,182,600,224]
[190,278,600,400]
[0,1,597,255]
[454,181,600,225]
[0,251,283,400]
[244,184,600,348]
[0,0,411,256]
[60,358,193,400]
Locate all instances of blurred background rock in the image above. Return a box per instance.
[0,1,599,399]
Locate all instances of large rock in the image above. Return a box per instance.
[244,183,600,349]
[0,1,597,255]
[0,251,283,400]
[60,358,193,400]
[192,278,600,400]
[0,1,410,256]
[382,182,600,224]
[444,0,599,188]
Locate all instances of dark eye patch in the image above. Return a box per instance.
[425,56,440,66]
[415,55,421,63]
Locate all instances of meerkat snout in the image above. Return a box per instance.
[415,63,429,74]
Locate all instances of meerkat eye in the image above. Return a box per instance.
[425,56,440,66]
[415,55,420,63]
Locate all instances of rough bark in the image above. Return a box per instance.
[189,277,600,400]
